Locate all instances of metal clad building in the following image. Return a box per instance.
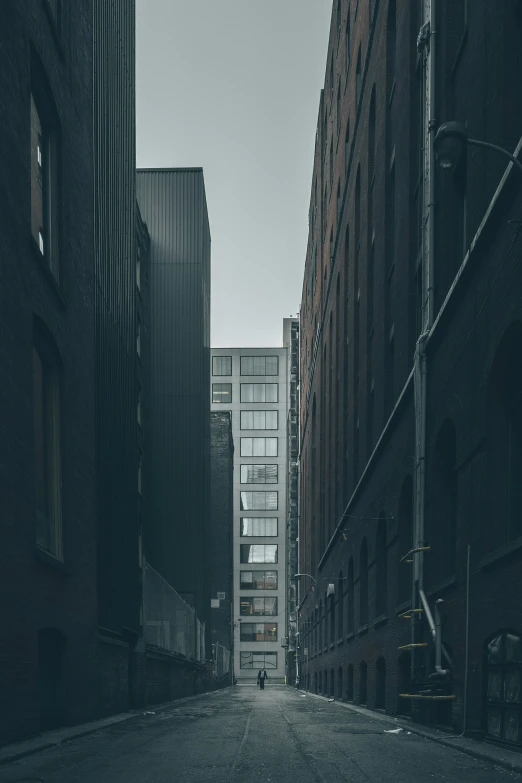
[136,169,211,621]
[93,0,139,642]
[211,347,288,683]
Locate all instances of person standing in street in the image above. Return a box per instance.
[257,669,268,690]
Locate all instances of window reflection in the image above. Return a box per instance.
[240,544,278,564]
[240,438,278,457]
[240,570,278,589]
[212,383,232,403]
[240,356,279,376]
[240,465,278,484]
[240,652,277,669]
[241,383,278,402]
[240,492,278,511]
[240,410,278,430]
[240,623,278,642]
[212,356,232,375]
[241,518,278,536]
[240,597,278,616]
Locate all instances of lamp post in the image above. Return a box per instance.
[434,121,522,177]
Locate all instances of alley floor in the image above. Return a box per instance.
[0,686,520,783]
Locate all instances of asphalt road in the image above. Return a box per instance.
[0,686,520,783]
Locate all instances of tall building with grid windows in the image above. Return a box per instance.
[211,347,289,683]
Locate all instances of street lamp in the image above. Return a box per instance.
[292,572,318,586]
[434,121,522,177]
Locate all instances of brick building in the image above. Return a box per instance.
[298,0,522,746]
[0,0,98,743]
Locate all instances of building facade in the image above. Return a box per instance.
[211,348,289,683]
[136,168,211,624]
[209,412,234,679]
[0,0,98,743]
[299,0,522,745]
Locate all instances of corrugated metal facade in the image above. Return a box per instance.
[94,0,138,635]
[136,169,211,621]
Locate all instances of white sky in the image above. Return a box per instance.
[136,0,332,347]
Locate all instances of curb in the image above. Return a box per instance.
[0,686,233,767]
[295,689,522,776]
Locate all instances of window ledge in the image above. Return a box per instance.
[426,575,458,597]
[357,624,369,636]
[31,238,67,310]
[337,637,344,646]
[346,632,355,642]
[479,536,522,570]
[35,545,68,575]
[373,614,388,629]
[329,643,335,650]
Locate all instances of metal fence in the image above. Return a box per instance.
[213,642,231,679]
[143,558,205,662]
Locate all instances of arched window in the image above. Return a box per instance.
[347,663,354,701]
[487,322,522,551]
[375,513,388,617]
[359,539,369,627]
[337,570,344,639]
[359,660,368,704]
[347,557,355,634]
[398,476,413,604]
[426,420,457,587]
[376,657,386,709]
[485,630,522,746]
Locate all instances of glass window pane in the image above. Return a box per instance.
[266,623,277,641]
[265,465,278,484]
[265,571,278,589]
[241,411,253,429]
[265,598,277,616]
[266,492,278,510]
[266,411,278,429]
[212,383,231,403]
[253,438,264,456]
[487,708,502,738]
[488,671,502,702]
[488,635,503,664]
[241,384,253,402]
[265,653,277,668]
[241,357,254,375]
[253,518,264,536]
[265,438,277,456]
[503,710,520,744]
[253,411,265,429]
[265,519,278,536]
[253,356,265,375]
[265,545,278,563]
[252,571,263,589]
[240,571,253,588]
[240,598,253,615]
[505,671,522,703]
[253,384,265,402]
[240,652,254,669]
[253,598,264,615]
[241,519,253,536]
[266,384,278,402]
[241,439,253,457]
[265,356,278,375]
[506,634,522,663]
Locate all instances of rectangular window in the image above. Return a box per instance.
[33,345,62,560]
[240,570,278,590]
[212,356,232,376]
[212,383,232,403]
[240,465,278,484]
[240,492,278,511]
[240,438,278,457]
[241,518,278,536]
[240,544,278,564]
[240,383,278,403]
[31,93,60,281]
[240,410,278,430]
[240,652,278,669]
[240,356,279,376]
[240,623,278,642]
[240,597,278,616]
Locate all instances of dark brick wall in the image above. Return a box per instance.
[299,0,522,737]
[0,0,98,744]
[209,413,233,657]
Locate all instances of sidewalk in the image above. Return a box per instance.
[299,690,522,776]
[0,688,231,767]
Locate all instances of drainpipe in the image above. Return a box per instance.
[412,0,437,681]
[419,590,449,676]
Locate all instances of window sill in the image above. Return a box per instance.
[35,545,68,575]
[31,238,67,310]
[346,632,355,642]
[373,614,388,629]
[337,637,344,646]
[426,575,458,597]
[329,643,335,650]
[479,536,522,570]
[357,624,369,636]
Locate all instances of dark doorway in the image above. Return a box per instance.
[376,657,386,709]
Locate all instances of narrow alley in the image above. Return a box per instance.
[0,687,519,783]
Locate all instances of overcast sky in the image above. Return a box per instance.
[136,0,332,347]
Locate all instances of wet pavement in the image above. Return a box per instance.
[0,685,520,782]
